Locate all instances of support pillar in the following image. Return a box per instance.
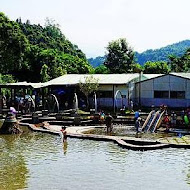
[0,88,2,114]
[113,85,115,113]
[42,88,45,110]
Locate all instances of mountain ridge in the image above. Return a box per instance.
[88,39,190,67]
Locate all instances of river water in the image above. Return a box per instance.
[1,131,190,190]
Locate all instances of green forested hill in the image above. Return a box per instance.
[88,56,105,68]
[135,40,190,65]
[88,40,190,67]
[0,13,93,82]
[1,12,190,81]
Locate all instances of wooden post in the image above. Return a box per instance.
[42,88,45,110]
[113,84,115,113]
[0,88,2,114]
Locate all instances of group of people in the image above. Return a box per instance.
[15,95,35,114]
[160,107,190,131]
[60,113,114,144]
[58,105,190,145]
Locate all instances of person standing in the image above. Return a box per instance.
[171,111,177,127]
[10,107,17,116]
[60,126,67,142]
[134,109,141,122]
[100,110,105,124]
[135,117,142,133]
[163,113,170,132]
[105,113,113,133]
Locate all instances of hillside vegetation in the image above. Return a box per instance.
[0,12,93,82]
[89,40,190,67]
[135,40,190,65]
[0,11,190,82]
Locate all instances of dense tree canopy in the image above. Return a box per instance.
[131,63,143,73]
[0,12,93,82]
[168,48,190,72]
[0,74,15,83]
[88,40,190,69]
[104,38,135,73]
[40,64,50,82]
[135,40,190,65]
[1,12,190,80]
[143,61,170,74]
[90,42,190,74]
[0,12,30,74]
[94,65,110,74]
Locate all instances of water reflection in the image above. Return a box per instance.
[1,132,190,189]
[185,160,190,185]
[0,132,61,190]
[85,126,177,141]
[62,141,68,155]
[0,135,28,190]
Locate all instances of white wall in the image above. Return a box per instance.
[98,84,127,96]
[96,84,128,108]
[135,74,190,108]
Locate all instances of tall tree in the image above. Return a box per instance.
[40,64,50,82]
[168,48,190,72]
[184,49,190,71]
[104,38,135,73]
[79,76,99,109]
[131,63,143,73]
[94,65,110,74]
[0,73,16,95]
[143,61,170,74]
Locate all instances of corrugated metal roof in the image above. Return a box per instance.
[2,73,189,88]
[0,82,45,88]
[137,72,190,84]
[29,83,45,88]
[44,74,141,86]
[141,73,190,82]
[170,72,190,79]
[142,74,163,79]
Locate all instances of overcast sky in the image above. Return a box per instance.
[1,0,190,58]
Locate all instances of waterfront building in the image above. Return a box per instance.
[0,73,190,112]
